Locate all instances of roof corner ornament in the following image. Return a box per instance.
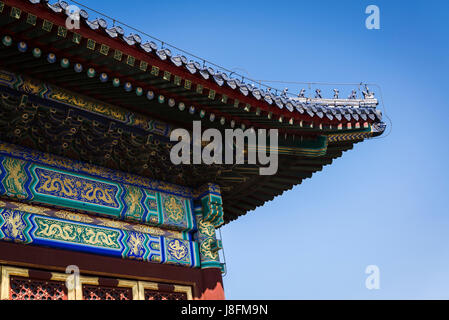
[281,88,289,98]
[315,89,322,99]
[298,88,306,98]
[348,90,357,99]
[362,85,375,99]
[333,89,339,99]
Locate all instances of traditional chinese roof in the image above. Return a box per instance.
[0,0,386,223]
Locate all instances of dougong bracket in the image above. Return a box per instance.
[195,183,224,228]
[193,183,225,270]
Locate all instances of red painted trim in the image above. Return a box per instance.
[2,0,368,128]
[0,19,266,130]
[1,29,255,130]
[0,241,224,300]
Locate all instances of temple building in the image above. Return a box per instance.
[0,0,385,300]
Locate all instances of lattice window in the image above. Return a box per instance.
[144,289,187,300]
[82,284,132,300]
[9,276,67,300]
[1,265,192,300]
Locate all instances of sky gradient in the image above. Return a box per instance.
[78,0,449,299]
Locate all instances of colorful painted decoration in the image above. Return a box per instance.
[163,195,185,223]
[0,0,386,284]
[2,35,12,47]
[0,199,185,240]
[327,131,374,143]
[146,91,154,100]
[200,190,224,228]
[99,73,108,82]
[32,48,41,58]
[194,211,221,269]
[0,206,200,268]
[60,58,70,68]
[124,82,132,92]
[17,41,27,52]
[0,70,178,139]
[74,63,83,73]
[46,53,56,63]
[112,77,120,87]
[87,68,96,78]
[0,149,196,231]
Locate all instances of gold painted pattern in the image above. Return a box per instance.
[2,200,183,239]
[35,168,118,207]
[49,88,126,122]
[3,210,25,239]
[167,239,188,260]
[2,157,28,199]
[164,196,184,222]
[124,186,144,220]
[34,216,120,249]
[197,219,215,237]
[200,238,218,260]
[22,79,42,95]
[127,233,144,257]
[0,141,193,198]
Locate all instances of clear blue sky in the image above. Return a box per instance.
[80,0,449,299]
